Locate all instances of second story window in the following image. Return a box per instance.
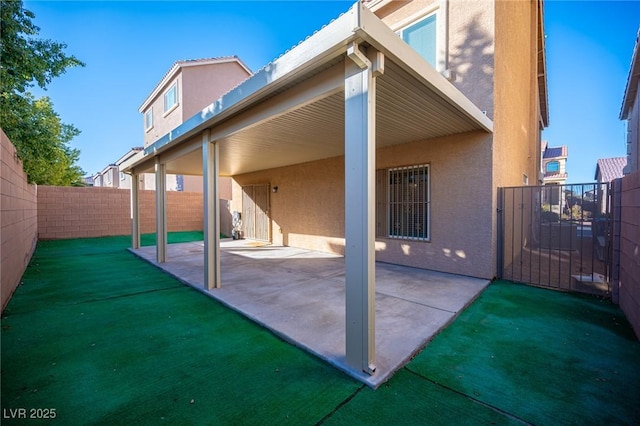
[144,109,153,131]
[399,13,437,68]
[546,161,560,173]
[164,82,178,113]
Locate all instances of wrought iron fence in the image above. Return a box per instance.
[497,183,613,296]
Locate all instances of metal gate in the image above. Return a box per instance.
[497,182,614,296]
[242,184,271,242]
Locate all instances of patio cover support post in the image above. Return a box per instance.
[130,172,140,249]
[202,130,221,290]
[155,157,168,263]
[344,43,380,375]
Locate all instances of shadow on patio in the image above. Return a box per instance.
[2,232,639,425]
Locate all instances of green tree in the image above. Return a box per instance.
[0,0,85,185]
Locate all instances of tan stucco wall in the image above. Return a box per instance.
[143,73,184,147]
[181,62,251,119]
[376,131,494,278]
[493,0,540,189]
[1,129,38,312]
[492,0,543,268]
[232,130,494,279]
[375,0,496,119]
[232,156,346,254]
[447,0,496,119]
[142,62,251,148]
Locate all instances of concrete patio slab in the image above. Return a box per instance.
[130,239,490,387]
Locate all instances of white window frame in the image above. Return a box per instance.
[385,164,431,241]
[394,6,445,71]
[163,82,178,115]
[144,109,153,131]
[120,171,126,181]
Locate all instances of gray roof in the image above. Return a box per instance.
[595,157,627,182]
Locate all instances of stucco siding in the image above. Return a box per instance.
[143,73,184,147]
[447,0,496,119]
[375,0,496,119]
[493,0,539,189]
[232,156,346,255]
[182,62,251,120]
[492,0,541,273]
[232,131,494,279]
[376,131,494,278]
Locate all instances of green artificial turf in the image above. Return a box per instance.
[321,369,520,425]
[2,234,639,425]
[404,281,640,425]
[2,232,204,316]
[1,234,360,425]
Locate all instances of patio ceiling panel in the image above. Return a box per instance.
[217,91,345,176]
[160,59,485,176]
[376,61,484,146]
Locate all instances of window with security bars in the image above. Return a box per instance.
[376,165,430,240]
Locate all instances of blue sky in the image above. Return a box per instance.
[24,0,640,183]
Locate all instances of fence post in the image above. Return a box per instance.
[611,179,622,304]
[496,187,504,279]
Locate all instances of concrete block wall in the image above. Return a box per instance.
[619,171,640,339]
[38,187,205,239]
[1,129,38,311]
[37,186,130,239]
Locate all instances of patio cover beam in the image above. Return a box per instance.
[202,130,221,290]
[155,158,168,263]
[344,42,380,375]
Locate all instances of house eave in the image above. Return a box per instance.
[620,28,640,120]
[537,0,549,128]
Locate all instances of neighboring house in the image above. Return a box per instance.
[540,142,568,214]
[122,0,548,375]
[115,148,144,190]
[541,142,568,185]
[83,176,94,187]
[594,156,627,214]
[621,28,639,175]
[93,165,118,188]
[595,157,627,183]
[92,172,103,187]
[137,56,252,192]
